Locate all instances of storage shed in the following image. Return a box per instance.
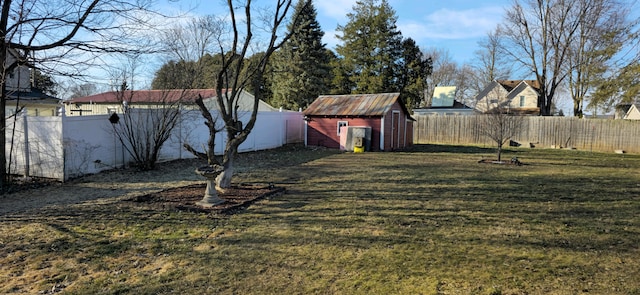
[303,93,414,151]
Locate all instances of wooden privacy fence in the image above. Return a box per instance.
[413,115,640,154]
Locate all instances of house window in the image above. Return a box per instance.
[337,121,348,136]
[519,96,525,107]
[490,99,498,104]
[107,107,117,114]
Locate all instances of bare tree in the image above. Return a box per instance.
[1,0,157,190]
[423,47,459,106]
[478,88,525,162]
[471,27,513,94]
[108,87,193,171]
[179,0,307,206]
[500,0,587,116]
[567,0,634,117]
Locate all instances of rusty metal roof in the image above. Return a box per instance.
[303,93,402,117]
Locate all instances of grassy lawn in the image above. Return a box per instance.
[1,144,639,294]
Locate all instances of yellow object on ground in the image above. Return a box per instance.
[354,146,365,153]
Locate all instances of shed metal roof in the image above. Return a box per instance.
[304,93,403,117]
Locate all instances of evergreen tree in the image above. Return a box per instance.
[270,0,330,110]
[328,49,352,94]
[335,0,403,94]
[151,60,205,89]
[397,38,431,109]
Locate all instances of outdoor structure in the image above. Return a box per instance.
[413,86,474,116]
[615,103,640,120]
[6,109,304,181]
[65,89,279,116]
[474,80,541,115]
[303,93,414,151]
[4,48,61,117]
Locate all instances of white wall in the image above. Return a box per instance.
[6,110,304,181]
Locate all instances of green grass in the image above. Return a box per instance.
[1,144,639,294]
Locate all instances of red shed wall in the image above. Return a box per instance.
[306,117,382,151]
[381,102,413,150]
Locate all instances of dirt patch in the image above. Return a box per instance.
[124,183,285,215]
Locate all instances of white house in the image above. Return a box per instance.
[413,86,474,116]
[622,103,640,120]
[474,80,541,115]
[4,48,61,117]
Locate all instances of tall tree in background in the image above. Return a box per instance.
[568,0,634,117]
[1,0,155,190]
[423,48,458,106]
[152,60,206,89]
[397,38,431,109]
[328,49,353,94]
[270,0,330,110]
[471,28,513,94]
[501,0,617,116]
[335,0,403,94]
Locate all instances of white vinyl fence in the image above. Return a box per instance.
[6,110,304,181]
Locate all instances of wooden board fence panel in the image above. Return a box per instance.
[414,115,640,154]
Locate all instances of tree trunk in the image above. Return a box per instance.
[216,142,236,190]
[497,144,502,162]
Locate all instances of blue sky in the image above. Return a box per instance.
[314,0,510,63]
[178,0,512,64]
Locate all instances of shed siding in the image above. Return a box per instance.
[307,117,382,151]
[381,101,413,150]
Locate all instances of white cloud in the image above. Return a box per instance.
[315,0,357,21]
[400,6,504,40]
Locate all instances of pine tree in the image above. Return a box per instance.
[398,38,431,109]
[270,0,330,110]
[335,0,403,94]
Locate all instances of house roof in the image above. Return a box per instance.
[68,89,219,104]
[616,103,635,114]
[431,86,456,107]
[497,80,541,92]
[303,93,410,118]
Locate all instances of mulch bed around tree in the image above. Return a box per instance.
[125,183,285,215]
[477,158,524,166]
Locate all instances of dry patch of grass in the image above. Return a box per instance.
[1,144,639,294]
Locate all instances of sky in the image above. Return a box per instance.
[177,0,512,64]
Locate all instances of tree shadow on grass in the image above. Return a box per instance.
[404,144,494,154]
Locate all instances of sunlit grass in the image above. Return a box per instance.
[1,145,639,294]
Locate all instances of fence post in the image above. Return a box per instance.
[21,109,30,178]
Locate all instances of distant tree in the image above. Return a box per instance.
[454,63,476,108]
[499,0,634,116]
[335,0,403,94]
[568,0,635,117]
[328,49,353,94]
[32,70,58,97]
[589,59,640,112]
[151,60,205,89]
[423,47,458,106]
[67,83,100,100]
[397,38,431,109]
[270,0,330,110]
[244,52,274,105]
[471,28,513,94]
